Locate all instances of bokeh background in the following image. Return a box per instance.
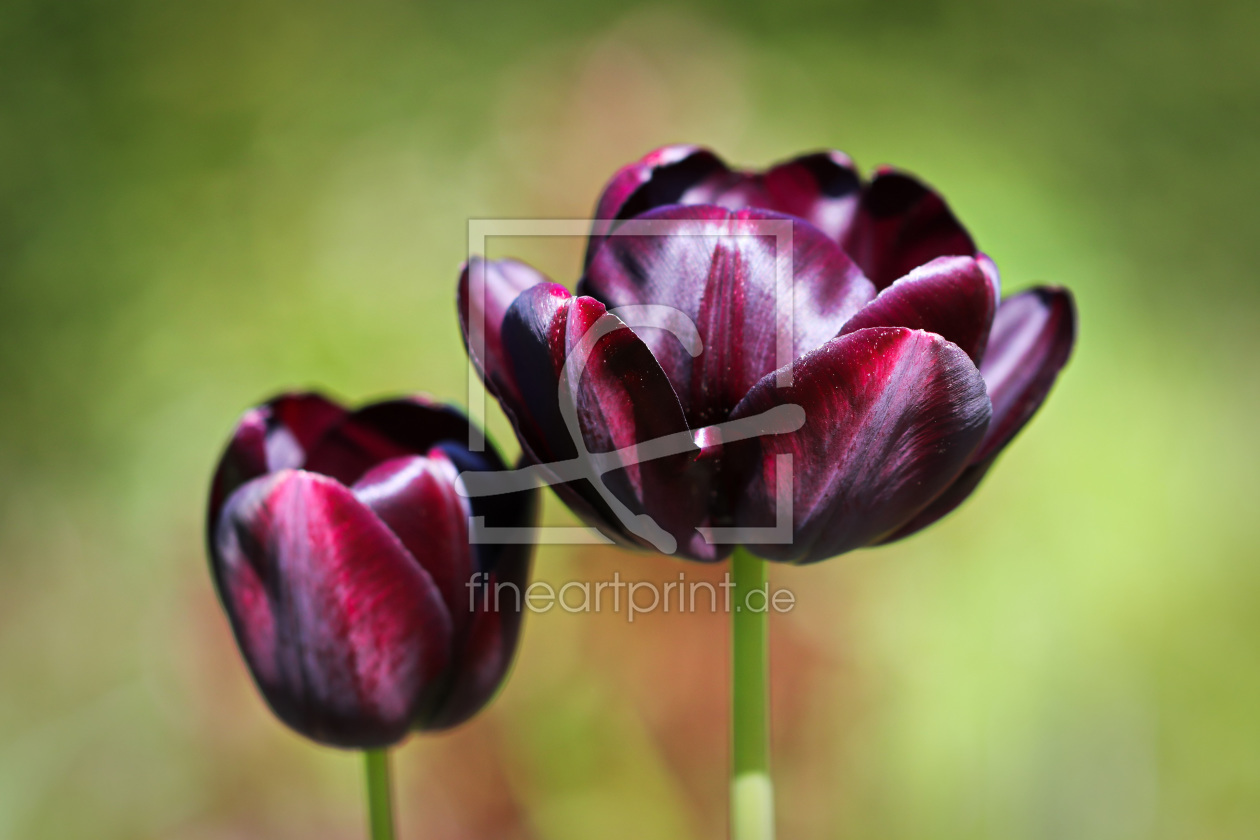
[2,0,1259,837]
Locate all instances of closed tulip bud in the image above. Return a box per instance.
[207,393,536,748]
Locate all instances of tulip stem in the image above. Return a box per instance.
[731,546,774,840]
[364,749,396,840]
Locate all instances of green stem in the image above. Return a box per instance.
[731,546,775,840]
[364,749,396,840]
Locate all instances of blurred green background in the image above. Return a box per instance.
[2,0,1259,837]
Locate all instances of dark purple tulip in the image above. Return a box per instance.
[459,147,1075,564]
[207,393,537,748]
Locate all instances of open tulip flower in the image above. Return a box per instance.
[459,145,1075,566]
[207,393,537,749]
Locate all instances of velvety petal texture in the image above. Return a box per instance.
[460,146,1076,563]
[731,328,992,563]
[207,393,537,747]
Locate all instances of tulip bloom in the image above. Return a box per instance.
[207,393,537,748]
[459,146,1074,564]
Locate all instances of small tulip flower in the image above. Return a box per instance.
[207,393,536,749]
[458,146,1075,564]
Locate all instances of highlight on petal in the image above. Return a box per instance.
[838,255,997,364]
[352,452,475,640]
[731,327,991,563]
[715,151,862,241]
[458,257,551,403]
[975,286,1077,462]
[880,286,1076,541]
[588,147,866,257]
[211,470,453,748]
[842,169,976,290]
[208,392,348,529]
[581,205,874,428]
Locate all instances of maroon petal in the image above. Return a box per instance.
[586,145,732,266]
[352,452,475,641]
[500,283,720,560]
[838,255,997,364]
[587,148,866,259]
[458,258,549,405]
[303,397,479,487]
[423,543,532,730]
[269,393,349,454]
[581,205,874,428]
[716,151,863,241]
[976,287,1077,461]
[842,169,976,290]
[730,327,991,563]
[880,286,1077,541]
[208,393,348,530]
[211,470,453,748]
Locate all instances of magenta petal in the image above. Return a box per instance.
[843,169,976,289]
[352,453,475,640]
[730,327,991,563]
[458,257,550,404]
[211,470,453,748]
[880,286,1076,541]
[838,255,997,364]
[581,205,875,427]
[500,283,720,559]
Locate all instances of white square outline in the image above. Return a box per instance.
[464,217,798,549]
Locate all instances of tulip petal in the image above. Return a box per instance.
[586,145,732,266]
[352,453,475,640]
[499,283,721,559]
[581,205,875,428]
[730,327,991,563]
[458,257,550,405]
[585,148,976,293]
[879,286,1076,541]
[842,169,976,289]
[838,255,997,364]
[976,287,1077,462]
[303,397,477,487]
[423,531,533,730]
[208,393,348,530]
[211,470,453,748]
[712,151,863,242]
[587,147,867,264]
